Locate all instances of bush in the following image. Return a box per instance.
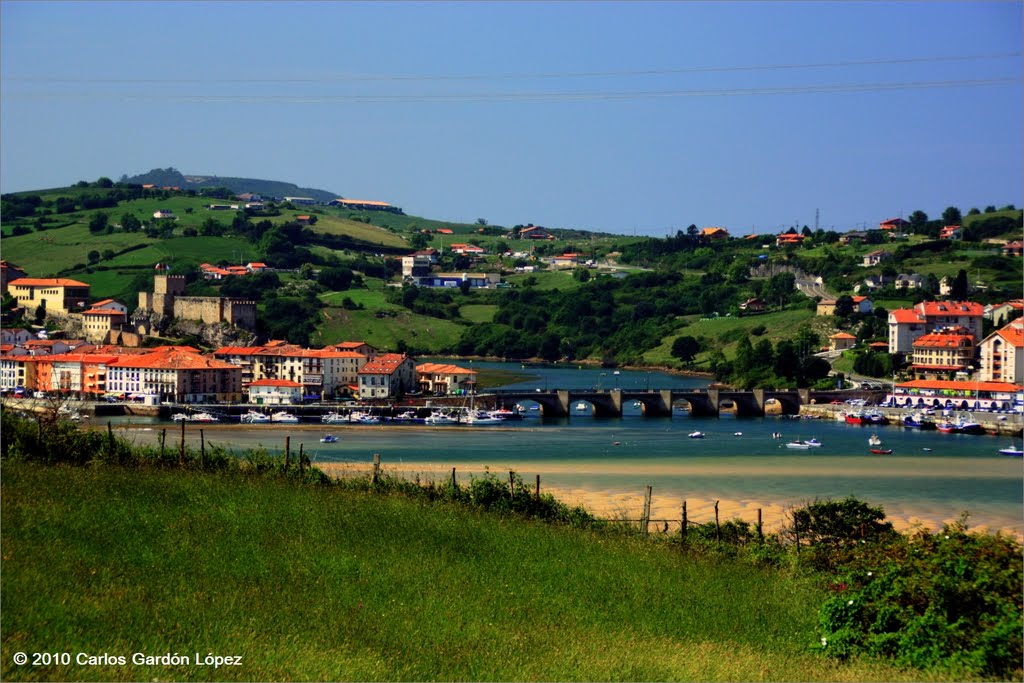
[818,520,1023,679]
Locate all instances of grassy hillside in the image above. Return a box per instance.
[3,460,937,682]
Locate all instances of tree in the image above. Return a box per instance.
[671,336,700,365]
[121,213,141,232]
[101,249,114,261]
[909,210,928,233]
[762,272,795,309]
[942,206,962,226]
[951,268,969,300]
[834,294,854,319]
[476,218,488,226]
[88,212,109,233]
[87,250,100,264]
[318,266,354,291]
[95,177,113,188]
[408,232,430,250]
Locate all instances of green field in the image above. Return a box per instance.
[458,304,498,323]
[2,460,936,682]
[313,305,466,352]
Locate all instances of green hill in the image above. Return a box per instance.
[122,167,340,204]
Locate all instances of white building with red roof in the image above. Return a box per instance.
[888,300,984,354]
[416,362,477,395]
[357,353,416,399]
[979,319,1024,384]
[247,378,303,405]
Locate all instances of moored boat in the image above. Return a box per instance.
[870,448,894,455]
[270,411,300,423]
[189,412,219,423]
[688,431,705,439]
[998,446,1023,457]
[319,434,338,443]
[240,410,271,424]
[785,441,811,449]
[845,413,865,425]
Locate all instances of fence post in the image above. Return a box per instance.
[757,508,763,540]
[160,428,166,459]
[535,474,540,500]
[372,452,381,485]
[641,485,652,537]
[200,428,205,468]
[284,436,291,470]
[714,500,721,544]
[179,419,185,466]
[299,443,305,475]
[107,421,115,462]
[451,467,456,491]
[681,500,688,543]
[509,471,515,498]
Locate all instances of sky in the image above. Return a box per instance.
[1,1,1021,237]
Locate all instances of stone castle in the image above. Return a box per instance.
[138,274,256,330]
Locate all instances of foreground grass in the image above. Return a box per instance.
[1,461,933,682]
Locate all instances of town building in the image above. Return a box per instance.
[329,198,402,213]
[739,298,765,313]
[775,233,805,247]
[9,278,91,317]
[910,327,976,380]
[247,379,303,405]
[984,300,1024,327]
[283,196,317,205]
[938,225,962,240]
[879,217,909,231]
[828,332,857,352]
[979,319,1024,385]
[1002,240,1023,257]
[449,243,486,256]
[416,362,477,395]
[414,272,500,289]
[138,273,256,330]
[700,227,729,241]
[816,299,837,316]
[80,307,127,343]
[862,250,890,267]
[357,353,416,399]
[551,254,580,268]
[106,346,242,403]
[887,300,984,354]
[889,379,1022,412]
[894,273,924,290]
[518,226,554,240]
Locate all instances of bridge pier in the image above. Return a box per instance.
[552,390,571,417]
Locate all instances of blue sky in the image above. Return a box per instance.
[2,1,1021,236]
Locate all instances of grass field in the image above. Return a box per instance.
[313,306,466,352]
[1,461,934,682]
[458,304,498,323]
[503,270,583,290]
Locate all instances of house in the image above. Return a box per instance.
[978,319,1023,384]
[839,231,868,245]
[551,253,580,268]
[1002,240,1023,257]
[816,299,837,316]
[206,204,234,211]
[416,362,477,395]
[852,296,873,314]
[9,278,90,317]
[984,300,1024,327]
[247,379,304,405]
[775,233,805,247]
[90,299,129,315]
[329,199,402,213]
[402,254,434,279]
[283,196,317,205]
[295,215,312,225]
[357,353,416,399]
[153,209,175,219]
[829,332,857,352]
[519,226,554,240]
[106,346,242,403]
[415,273,500,289]
[80,308,127,343]
[862,250,890,267]
[739,298,765,312]
[0,328,34,345]
[859,273,895,291]
[939,225,962,240]
[888,300,984,354]
[910,327,976,380]
[894,273,924,290]
[235,193,263,202]
[868,341,890,352]
[879,217,909,231]
[700,227,729,241]
[0,260,27,293]
[449,243,486,255]
[246,262,268,272]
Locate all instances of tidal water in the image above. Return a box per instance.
[108,361,1024,536]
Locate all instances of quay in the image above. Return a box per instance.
[797,404,1023,437]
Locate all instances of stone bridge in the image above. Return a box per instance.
[483,388,874,418]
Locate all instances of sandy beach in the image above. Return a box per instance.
[315,460,1023,539]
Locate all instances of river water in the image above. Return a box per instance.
[108,361,1024,538]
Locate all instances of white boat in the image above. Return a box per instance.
[785,441,811,449]
[734,432,743,436]
[349,411,380,424]
[805,438,823,447]
[271,411,300,423]
[189,412,219,423]
[171,413,190,421]
[319,434,338,443]
[868,434,882,447]
[688,431,705,439]
[240,410,271,424]
[463,409,504,425]
[999,445,1024,457]
[575,402,588,411]
[321,412,346,424]
[425,411,458,425]
[391,410,418,422]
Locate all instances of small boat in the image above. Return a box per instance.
[998,445,1024,457]
[868,435,882,447]
[321,412,346,424]
[391,410,418,422]
[575,402,588,411]
[425,411,458,425]
[902,413,936,430]
[463,410,505,425]
[488,408,520,421]
[922,447,933,452]
[240,410,271,424]
[189,412,219,423]
[734,432,743,436]
[612,441,621,446]
[936,421,960,434]
[805,438,823,447]
[845,413,865,425]
[271,411,300,423]
[319,434,338,443]
[785,441,811,449]
[688,431,705,439]
[349,411,380,424]
[870,448,894,455]
[171,413,190,421]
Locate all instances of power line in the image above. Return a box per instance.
[4,52,1020,84]
[3,78,1017,103]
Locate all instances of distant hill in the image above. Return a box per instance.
[121,167,340,203]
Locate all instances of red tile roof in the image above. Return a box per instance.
[359,353,408,375]
[416,362,476,375]
[912,330,973,348]
[994,320,1024,347]
[248,379,303,388]
[896,380,1022,392]
[915,301,983,317]
[11,278,90,288]
[109,346,236,370]
[829,332,856,339]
